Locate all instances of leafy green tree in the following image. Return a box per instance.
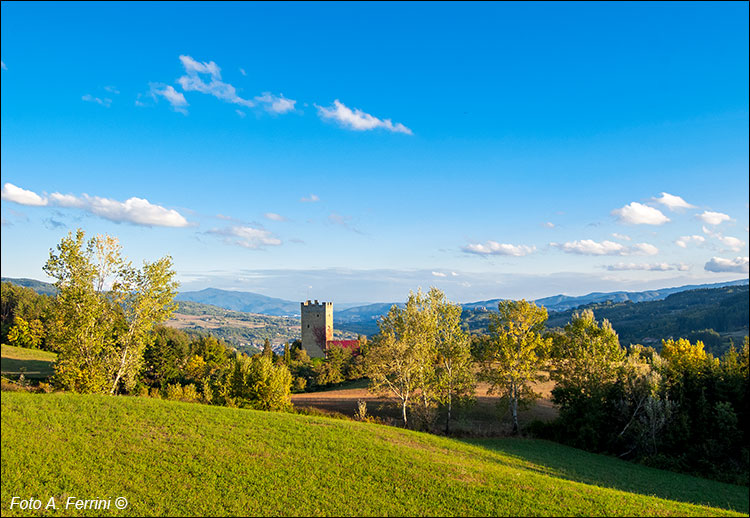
[230,354,292,410]
[549,310,627,446]
[428,288,475,433]
[315,344,351,386]
[366,290,434,426]
[7,315,45,349]
[43,229,178,394]
[481,299,551,434]
[263,338,272,357]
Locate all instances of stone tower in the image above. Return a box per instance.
[300,300,333,358]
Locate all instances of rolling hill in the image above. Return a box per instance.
[1,392,746,516]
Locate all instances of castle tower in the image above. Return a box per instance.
[300,300,333,358]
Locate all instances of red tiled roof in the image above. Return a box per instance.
[326,339,361,355]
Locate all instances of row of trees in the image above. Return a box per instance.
[363,288,748,483]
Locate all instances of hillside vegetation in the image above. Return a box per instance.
[2,392,747,517]
[464,285,749,354]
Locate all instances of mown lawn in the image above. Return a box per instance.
[1,392,747,517]
[0,345,56,380]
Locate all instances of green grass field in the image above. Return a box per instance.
[0,345,56,380]
[1,392,746,516]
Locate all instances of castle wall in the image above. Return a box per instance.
[300,300,333,358]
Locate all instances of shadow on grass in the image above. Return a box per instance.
[0,357,55,380]
[462,437,748,515]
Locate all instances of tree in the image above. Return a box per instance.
[481,299,551,434]
[263,338,272,357]
[366,290,433,426]
[230,353,292,410]
[428,288,475,433]
[551,310,624,392]
[43,229,178,394]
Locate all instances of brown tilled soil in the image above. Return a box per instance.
[291,377,558,436]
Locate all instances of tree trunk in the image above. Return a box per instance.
[402,400,408,427]
[445,393,452,434]
[510,385,519,435]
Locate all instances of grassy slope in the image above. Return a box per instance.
[2,393,746,517]
[0,345,56,380]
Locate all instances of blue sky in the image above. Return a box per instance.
[1,2,748,303]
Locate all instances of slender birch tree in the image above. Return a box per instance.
[481,299,551,434]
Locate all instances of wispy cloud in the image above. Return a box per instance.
[264,212,287,222]
[552,239,658,256]
[1,183,190,227]
[255,92,296,114]
[605,262,689,272]
[1,61,7,70]
[300,194,320,203]
[104,85,120,94]
[316,100,412,134]
[239,67,247,76]
[652,192,695,211]
[1,183,48,206]
[149,83,188,114]
[177,55,255,108]
[207,225,282,249]
[612,202,669,225]
[462,241,536,256]
[698,210,731,225]
[675,235,705,248]
[328,212,362,234]
[432,271,447,277]
[542,222,555,229]
[704,257,749,274]
[82,94,112,107]
[611,233,631,241]
[235,109,246,118]
[702,226,745,252]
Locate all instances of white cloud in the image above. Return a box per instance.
[49,192,85,208]
[462,241,536,256]
[675,235,705,248]
[552,239,658,256]
[1,61,7,70]
[704,257,749,274]
[612,233,631,241]
[1,183,190,227]
[431,271,447,277]
[239,68,247,76]
[451,272,458,277]
[612,202,670,225]
[104,86,120,94]
[177,55,255,108]
[542,222,555,228]
[82,195,190,227]
[82,94,112,107]
[207,226,282,249]
[652,192,695,211]
[264,212,287,222]
[1,183,48,206]
[698,210,731,225]
[235,109,246,118]
[605,262,689,272]
[316,100,412,134]
[255,92,296,114]
[300,194,320,203]
[702,226,746,252]
[149,84,188,114]
[716,235,745,252]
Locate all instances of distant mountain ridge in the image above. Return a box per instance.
[4,276,747,321]
[174,288,301,316]
[463,278,750,313]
